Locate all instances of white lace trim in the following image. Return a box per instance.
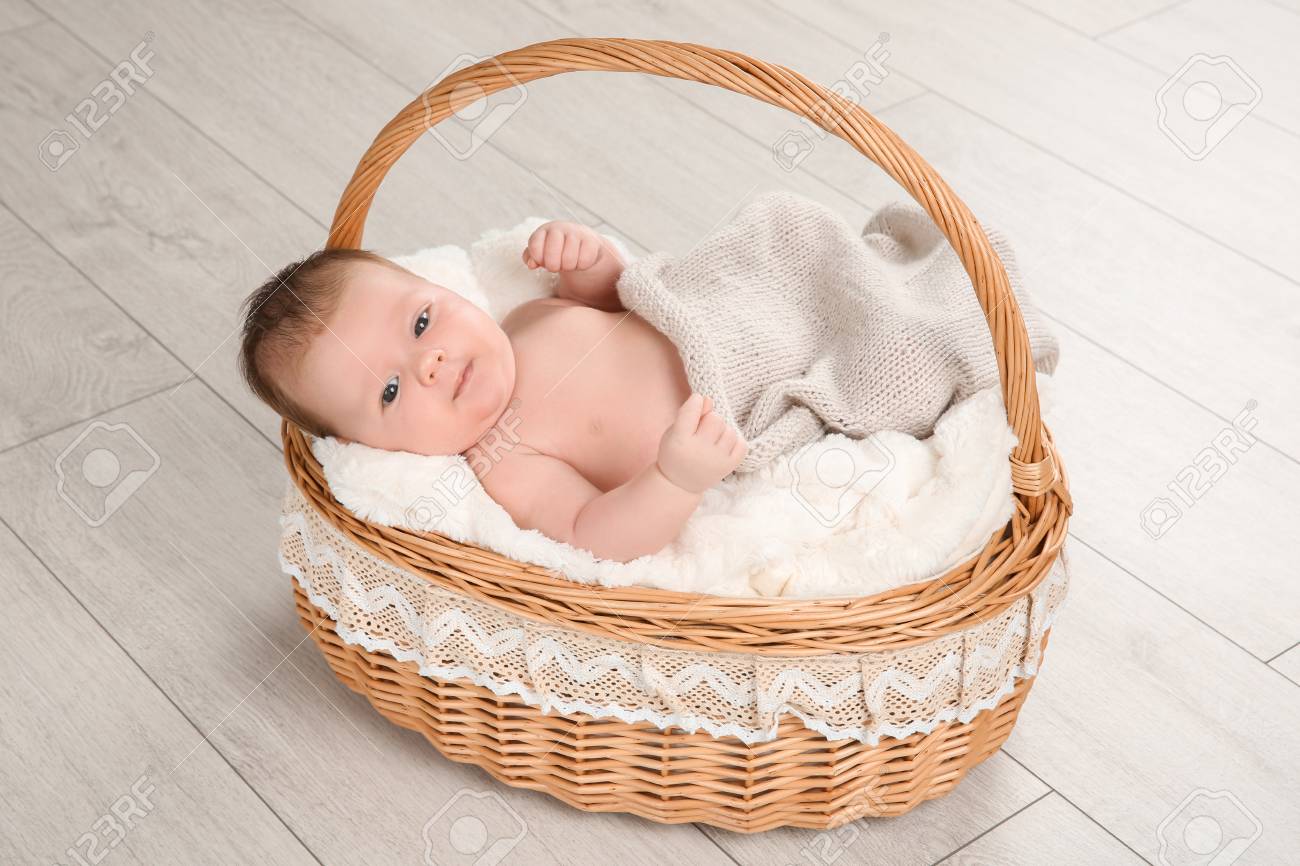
[279,486,1069,745]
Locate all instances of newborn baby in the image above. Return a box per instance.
[239,222,747,563]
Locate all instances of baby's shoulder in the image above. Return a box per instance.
[474,444,594,532]
[501,295,586,335]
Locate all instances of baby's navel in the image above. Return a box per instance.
[588,417,603,437]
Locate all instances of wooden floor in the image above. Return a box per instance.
[2,1,1296,863]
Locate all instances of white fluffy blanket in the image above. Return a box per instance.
[312,211,1055,599]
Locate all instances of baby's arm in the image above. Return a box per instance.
[488,454,700,563]
[482,394,746,562]
[523,221,626,312]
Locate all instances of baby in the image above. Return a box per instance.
[239,222,747,563]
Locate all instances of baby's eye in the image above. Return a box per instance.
[382,376,399,406]
[414,308,429,338]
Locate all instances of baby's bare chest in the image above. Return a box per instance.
[508,305,690,490]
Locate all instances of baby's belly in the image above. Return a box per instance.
[515,307,691,491]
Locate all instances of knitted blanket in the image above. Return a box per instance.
[615,190,1060,472]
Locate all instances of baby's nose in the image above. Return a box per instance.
[417,348,447,384]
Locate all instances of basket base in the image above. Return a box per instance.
[294,580,1046,833]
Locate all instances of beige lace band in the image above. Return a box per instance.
[279,486,1069,744]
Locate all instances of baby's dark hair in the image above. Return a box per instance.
[238,248,400,437]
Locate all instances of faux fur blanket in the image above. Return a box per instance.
[616,190,1060,472]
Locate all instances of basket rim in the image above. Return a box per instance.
[281,37,1073,654]
[282,418,1070,654]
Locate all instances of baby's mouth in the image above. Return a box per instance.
[453,359,474,400]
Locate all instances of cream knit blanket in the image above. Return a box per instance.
[615,191,1060,472]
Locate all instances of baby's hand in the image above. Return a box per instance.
[523,221,604,273]
[656,393,748,494]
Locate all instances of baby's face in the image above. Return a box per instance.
[293,261,516,456]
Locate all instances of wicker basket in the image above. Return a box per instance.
[280,37,1073,834]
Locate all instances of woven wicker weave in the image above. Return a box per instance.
[281,37,1073,833]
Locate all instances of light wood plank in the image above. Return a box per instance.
[1002,540,1300,863]
[850,93,1300,458]
[1042,325,1298,660]
[265,0,879,255]
[0,22,308,445]
[0,523,318,865]
[31,0,606,253]
[1104,0,1300,135]
[480,74,872,254]
[36,0,877,261]
[699,756,1048,866]
[0,384,737,866]
[1270,644,1300,686]
[938,793,1144,864]
[1015,0,1184,36]
[0,0,40,32]
[0,203,185,450]
[770,0,1300,282]
[286,0,925,133]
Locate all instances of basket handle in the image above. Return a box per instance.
[324,37,1051,507]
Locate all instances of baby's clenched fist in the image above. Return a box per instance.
[522,221,604,273]
[656,393,748,494]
